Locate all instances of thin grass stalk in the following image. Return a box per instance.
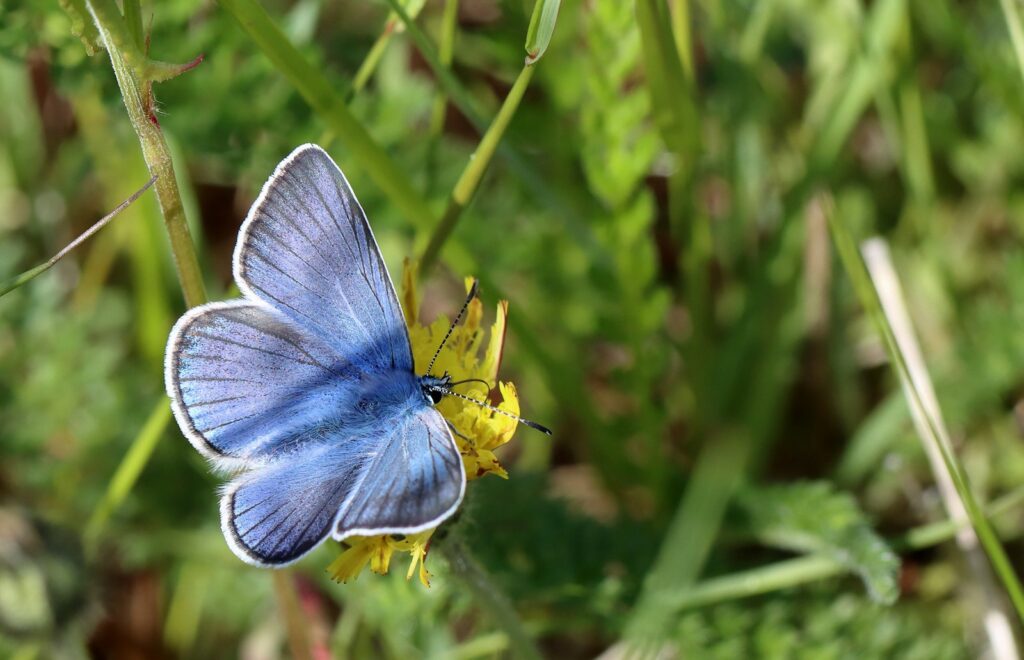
[0,175,155,298]
[85,402,172,548]
[381,0,604,272]
[351,2,431,97]
[351,22,396,96]
[668,0,694,78]
[1000,0,1024,86]
[826,197,1024,622]
[273,572,313,660]
[862,239,1019,659]
[430,0,460,135]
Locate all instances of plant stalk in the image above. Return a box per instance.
[87,1,207,308]
[419,64,536,274]
[440,537,541,660]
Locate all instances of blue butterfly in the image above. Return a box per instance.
[164,144,548,566]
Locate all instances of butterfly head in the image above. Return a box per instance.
[420,372,452,406]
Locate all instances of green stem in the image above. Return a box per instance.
[217,0,435,231]
[419,64,536,274]
[87,1,207,308]
[351,19,396,96]
[669,0,694,78]
[826,198,1024,622]
[657,484,1024,614]
[1000,0,1024,86]
[440,537,541,660]
[85,401,171,549]
[87,0,204,82]
[430,0,460,135]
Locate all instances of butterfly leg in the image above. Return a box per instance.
[446,420,473,445]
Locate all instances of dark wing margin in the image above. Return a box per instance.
[232,143,413,373]
[220,442,368,566]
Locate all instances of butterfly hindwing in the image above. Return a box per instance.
[222,406,464,566]
[333,406,465,539]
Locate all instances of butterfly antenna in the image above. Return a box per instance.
[426,279,479,376]
[449,377,492,390]
[440,389,553,435]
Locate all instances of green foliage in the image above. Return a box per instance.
[674,589,967,659]
[3,0,1024,656]
[736,481,900,604]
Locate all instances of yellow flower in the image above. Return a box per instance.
[328,261,522,586]
[328,531,434,587]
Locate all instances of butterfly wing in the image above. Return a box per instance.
[223,406,464,566]
[233,144,412,373]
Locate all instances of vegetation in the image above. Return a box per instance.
[3,0,1024,656]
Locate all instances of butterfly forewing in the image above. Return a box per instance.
[166,300,351,464]
[233,144,412,373]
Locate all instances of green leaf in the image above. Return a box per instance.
[58,0,101,55]
[736,481,900,604]
[525,0,561,64]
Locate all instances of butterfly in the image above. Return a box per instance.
[164,144,549,567]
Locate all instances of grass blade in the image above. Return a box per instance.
[85,401,171,547]
[826,196,1024,623]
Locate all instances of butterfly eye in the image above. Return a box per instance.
[428,388,444,405]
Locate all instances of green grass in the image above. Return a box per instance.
[3,0,1024,657]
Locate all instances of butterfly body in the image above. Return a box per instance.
[165,145,465,567]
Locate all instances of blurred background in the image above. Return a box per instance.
[4,0,1024,657]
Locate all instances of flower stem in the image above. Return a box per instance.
[439,537,541,660]
[272,571,312,660]
[87,1,207,308]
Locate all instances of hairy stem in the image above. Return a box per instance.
[440,537,541,660]
[87,2,207,308]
